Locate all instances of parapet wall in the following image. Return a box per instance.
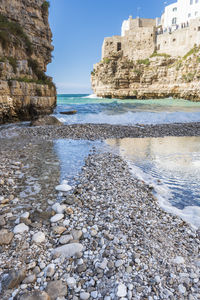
[102,26,156,61]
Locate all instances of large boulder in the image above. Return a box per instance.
[31,116,62,126]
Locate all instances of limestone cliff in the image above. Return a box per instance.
[91,48,200,101]
[0,0,56,124]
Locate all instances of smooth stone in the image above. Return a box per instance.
[60,110,77,115]
[80,292,90,300]
[31,116,62,126]
[117,284,127,297]
[1,269,26,290]
[115,260,124,268]
[13,223,29,234]
[178,284,186,294]
[55,182,72,192]
[32,232,45,243]
[173,256,185,264]
[91,291,98,298]
[0,229,14,245]
[52,226,66,235]
[59,234,73,245]
[0,215,6,226]
[20,212,30,219]
[66,277,76,289]
[63,195,76,205]
[50,214,64,223]
[23,274,37,284]
[45,264,56,277]
[71,229,83,240]
[46,280,67,300]
[31,210,52,222]
[99,258,108,270]
[52,203,66,214]
[53,243,83,258]
[18,291,50,300]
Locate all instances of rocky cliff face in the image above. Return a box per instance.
[0,0,56,124]
[91,47,200,101]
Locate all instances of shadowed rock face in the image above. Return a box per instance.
[0,0,56,124]
[91,50,200,101]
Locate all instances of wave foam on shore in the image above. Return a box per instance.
[128,162,200,229]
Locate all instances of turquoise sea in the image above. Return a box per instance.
[55,94,200,125]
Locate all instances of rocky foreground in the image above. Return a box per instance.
[0,126,200,299]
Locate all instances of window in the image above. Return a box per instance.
[117,42,121,51]
[190,0,193,4]
[195,0,198,3]
[198,26,200,31]
[172,17,177,24]
[195,11,198,16]
[188,13,191,18]
[173,38,176,42]
[173,7,177,12]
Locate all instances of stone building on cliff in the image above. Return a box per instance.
[102,0,200,61]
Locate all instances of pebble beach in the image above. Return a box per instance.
[0,122,200,300]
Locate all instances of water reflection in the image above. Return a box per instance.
[106,136,200,228]
[53,139,103,185]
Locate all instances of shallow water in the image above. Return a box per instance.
[55,94,200,125]
[106,136,200,228]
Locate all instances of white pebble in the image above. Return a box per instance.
[13,223,29,234]
[178,284,186,294]
[50,214,64,223]
[32,232,45,243]
[80,292,90,300]
[117,284,127,297]
[67,277,76,289]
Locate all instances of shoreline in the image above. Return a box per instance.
[0,123,200,299]
[1,121,200,141]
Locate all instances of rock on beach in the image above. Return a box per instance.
[52,243,83,258]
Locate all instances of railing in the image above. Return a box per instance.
[156,22,189,35]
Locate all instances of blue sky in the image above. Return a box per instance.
[47,0,175,94]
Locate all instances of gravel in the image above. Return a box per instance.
[0,123,200,299]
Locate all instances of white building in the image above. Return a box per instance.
[161,0,200,31]
[121,16,132,36]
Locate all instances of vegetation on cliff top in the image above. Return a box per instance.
[150,52,171,58]
[42,1,50,15]
[0,14,33,55]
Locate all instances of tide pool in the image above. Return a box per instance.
[106,136,200,228]
[54,94,200,125]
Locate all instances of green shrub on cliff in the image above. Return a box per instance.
[137,58,150,66]
[102,58,111,64]
[0,14,33,55]
[133,69,142,76]
[28,58,51,84]
[150,52,171,58]
[183,45,199,60]
[42,1,50,14]
[182,72,195,82]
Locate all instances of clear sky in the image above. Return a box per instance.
[47,0,175,94]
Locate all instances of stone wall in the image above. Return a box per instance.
[102,18,156,61]
[157,19,200,57]
[102,17,200,62]
[0,0,56,124]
